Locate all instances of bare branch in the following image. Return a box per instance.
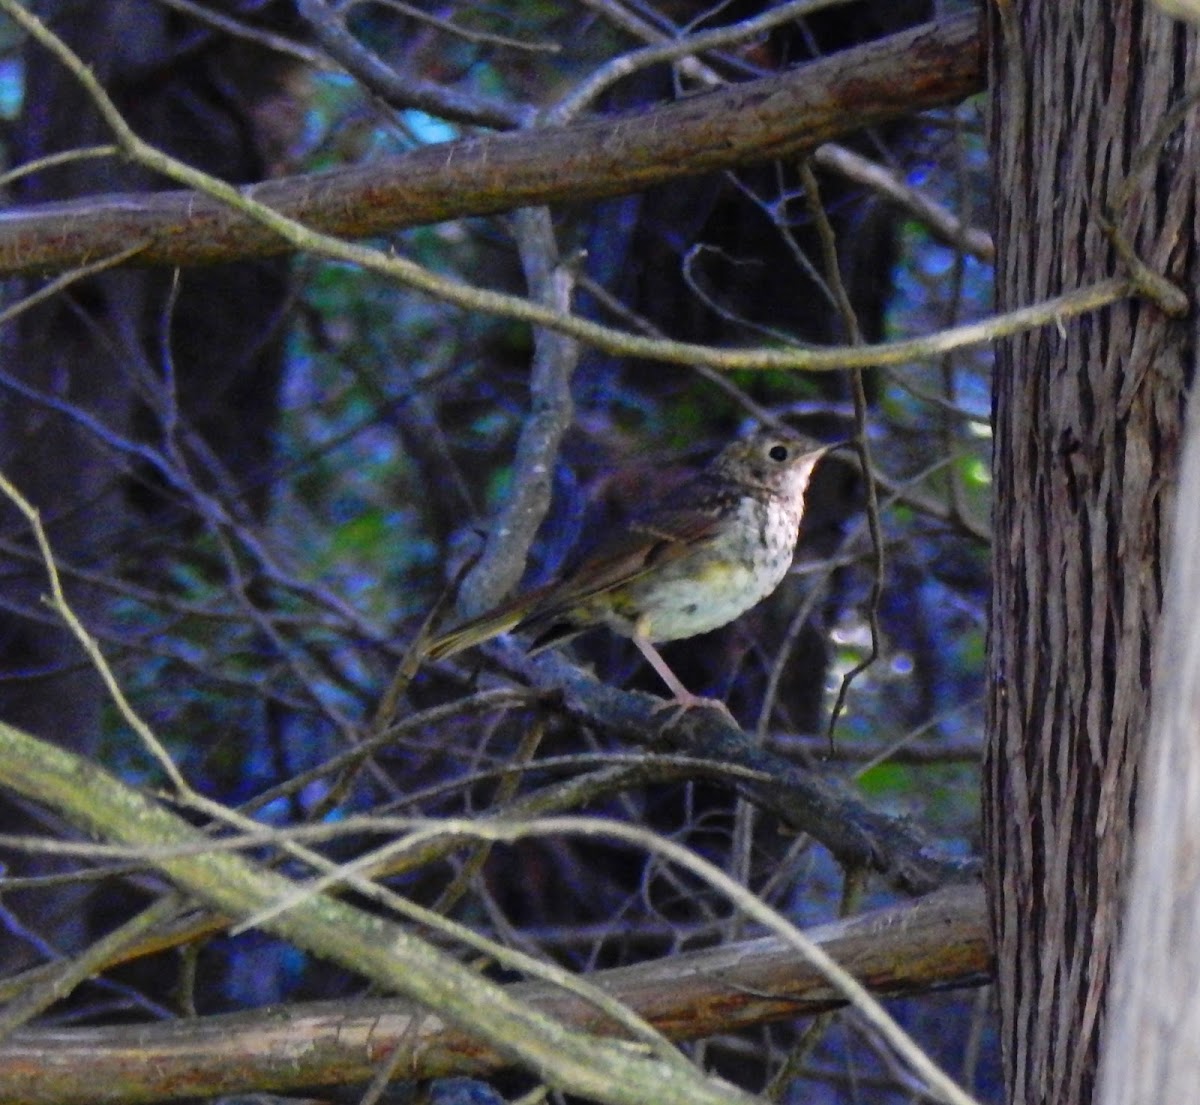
[0,717,757,1105]
[493,641,973,894]
[152,0,326,66]
[546,0,858,122]
[0,0,1125,386]
[811,142,994,263]
[296,0,532,128]
[456,208,578,617]
[0,885,988,1104]
[0,12,984,277]
[359,0,563,52]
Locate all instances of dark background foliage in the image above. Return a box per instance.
[0,2,993,1101]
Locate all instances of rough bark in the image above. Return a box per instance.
[985,4,1198,1104]
[1099,335,1200,1102]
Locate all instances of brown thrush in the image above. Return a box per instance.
[424,431,837,707]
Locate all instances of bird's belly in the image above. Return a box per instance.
[615,554,790,642]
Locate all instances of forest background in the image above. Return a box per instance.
[0,3,1195,1105]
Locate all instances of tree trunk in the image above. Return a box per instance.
[1098,334,1200,1103]
[985,4,1197,1104]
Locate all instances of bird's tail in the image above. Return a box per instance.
[423,599,530,661]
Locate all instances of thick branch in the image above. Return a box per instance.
[509,645,975,894]
[0,719,754,1105]
[0,885,988,1104]
[0,13,983,276]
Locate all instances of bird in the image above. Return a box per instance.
[423,431,839,709]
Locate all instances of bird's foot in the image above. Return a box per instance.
[632,635,735,724]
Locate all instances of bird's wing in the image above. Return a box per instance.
[514,507,724,630]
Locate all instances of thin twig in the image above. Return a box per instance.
[0,244,150,328]
[0,143,119,188]
[386,815,985,1105]
[430,718,547,918]
[547,0,852,122]
[812,142,994,263]
[151,0,327,65]
[0,721,756,1105]
[0,1,1141,374]
[0,894,184,1041]
[353,0,562,53]
[574,0,724,87]
[0,471,190,792]
[795,159,884,741]
[296,0,531,129]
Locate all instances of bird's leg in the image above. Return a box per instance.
[630,632,733,719]
[631,634,696,702]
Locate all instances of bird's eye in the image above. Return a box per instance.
[768,444,789,462]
